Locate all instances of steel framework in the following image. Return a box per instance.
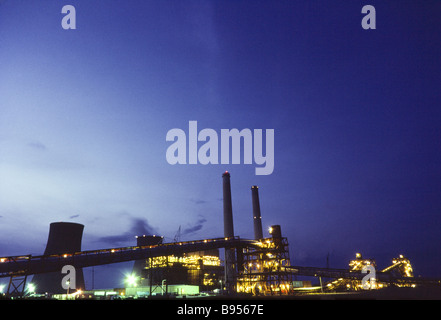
[237,236,294,295]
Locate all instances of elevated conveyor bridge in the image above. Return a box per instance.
[0,237,256,279]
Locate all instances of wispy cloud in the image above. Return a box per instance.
[27,141,47,151]
[181,215,207,236]
[96,216,157,247]
[190,198,207,205]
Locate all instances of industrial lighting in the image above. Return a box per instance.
[27,283,36,294]
[268,226,273,234]
[124,273,139,287]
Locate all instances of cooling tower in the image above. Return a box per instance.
[222,171,236,293]
[31,222,85,294]
[251,185,263,240]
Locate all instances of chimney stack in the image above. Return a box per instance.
[222,171,236,294]
[222,171,234,238]
[251,186,264,240]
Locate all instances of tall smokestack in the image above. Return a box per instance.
[223,171,234,238]
[251,185,263,240]
[222,171,236,294]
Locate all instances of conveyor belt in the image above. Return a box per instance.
[0,237,257,278]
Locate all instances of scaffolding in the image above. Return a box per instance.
[237,226,294,296]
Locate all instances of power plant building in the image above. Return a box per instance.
[3,171,426,300]
[125,173,297,296]
[2,173,304,298]
[131,235,223,293]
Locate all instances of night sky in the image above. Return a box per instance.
[1,1,440,290]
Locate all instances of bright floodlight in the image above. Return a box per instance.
[125,273,139,287]
[27,283,36,293]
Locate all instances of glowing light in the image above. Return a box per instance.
[124,273,139,287]
[27,283,36,294]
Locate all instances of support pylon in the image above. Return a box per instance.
[7,275,28,298]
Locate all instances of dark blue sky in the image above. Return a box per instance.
[0,1,440,289]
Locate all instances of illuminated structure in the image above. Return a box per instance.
[130,235,223,293]
[236,225,294,295]
[2,172,440,299]
[325,253,416,291]
[138,249,223,293]
[127,179,297,297]
[131,234,163,282]
[130,229,296,296]
[382,254,414,278]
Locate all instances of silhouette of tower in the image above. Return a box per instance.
[32,222,85,294]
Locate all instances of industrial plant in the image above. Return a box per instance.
[1,171,440,300]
